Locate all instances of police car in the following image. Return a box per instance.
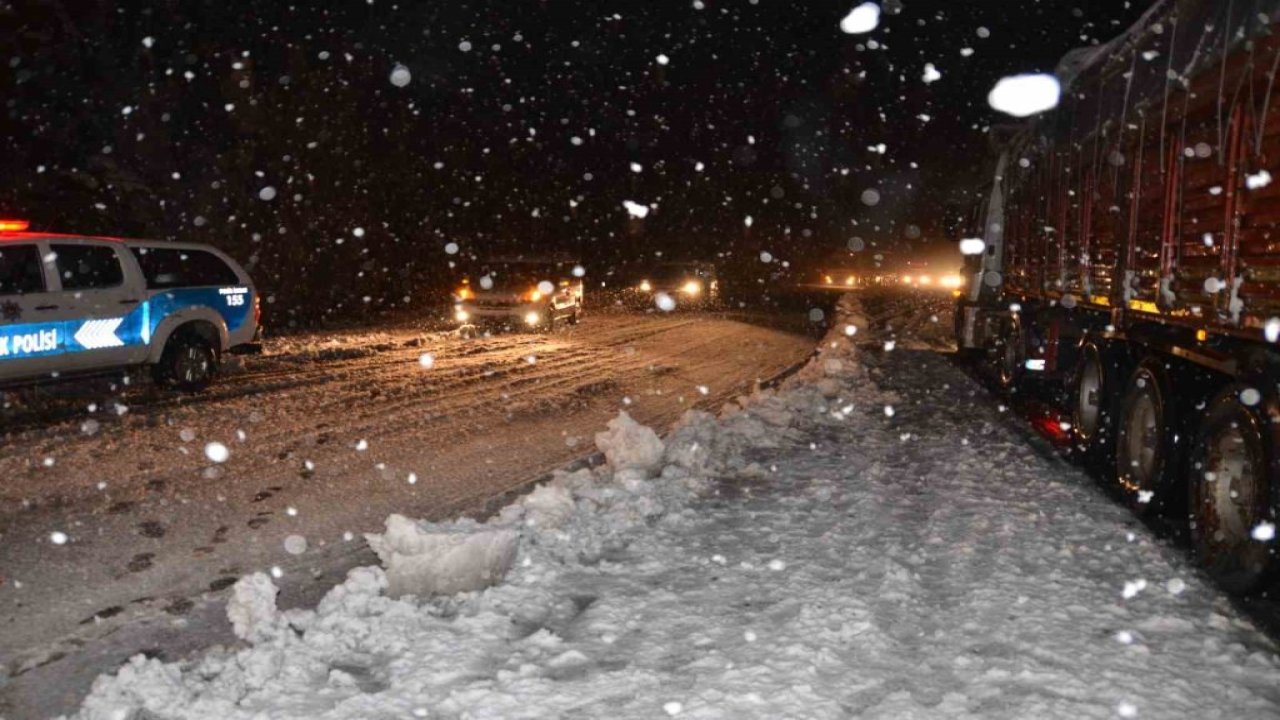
[0,219,260,391]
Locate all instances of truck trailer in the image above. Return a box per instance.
[956,0,1280,592]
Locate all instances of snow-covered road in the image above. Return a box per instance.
[55,294,1280,720]
[0,310,816,718]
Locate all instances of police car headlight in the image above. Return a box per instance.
[524,312,540,326]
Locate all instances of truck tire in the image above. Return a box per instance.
[1071,341,1118,471]
[153,329,219,392]
[1115,360,1180,515]
[1188,386,1275,594]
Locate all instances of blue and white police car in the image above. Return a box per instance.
[0,219,261,391]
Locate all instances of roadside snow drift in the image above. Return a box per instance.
[67,296,1280,719]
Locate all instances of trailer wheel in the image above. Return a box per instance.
[1071,341,1117,470]
[1115,361,1180,514]
[1188,387,1275,594]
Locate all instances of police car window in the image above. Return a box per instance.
[0,244,45,295]
[131,248,239,289]
[52,245,124,291]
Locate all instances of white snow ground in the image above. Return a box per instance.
[64,296,1280,719]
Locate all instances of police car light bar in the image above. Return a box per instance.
[0,219,30,232]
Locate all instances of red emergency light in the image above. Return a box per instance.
[0,219,31,232]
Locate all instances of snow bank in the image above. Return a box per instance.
[66,292,1280,719]
[364,514,519,598]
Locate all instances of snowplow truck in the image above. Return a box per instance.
[955,0,1280,593]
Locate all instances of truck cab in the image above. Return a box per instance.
[0,220,261,391]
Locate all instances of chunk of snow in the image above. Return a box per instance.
[839,2,880,34]
[257,186,276,201]
[365,514,519,597]
[1240,388,1261,406]
[988,74,1061,117]
[519,483,576,529]
[50,531,68,545]
[655,292,676,312]
[226,573,281,643]
[595,411,664,474]
[860,189,881,206]
[960,238,986,255]
[656,54,670,65]
[418,353,435,369]
[922,63,941,84]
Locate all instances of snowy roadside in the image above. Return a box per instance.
[63,295,1280,720]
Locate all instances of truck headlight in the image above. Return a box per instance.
[639,280,652,292]
[455,308,470,322]
[681,280,702,295]
[525,311,541,326]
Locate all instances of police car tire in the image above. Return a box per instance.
[154,331,218,392]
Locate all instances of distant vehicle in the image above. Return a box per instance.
[629,261,719,308]
[955,1,1280,592]
[0,220,261,391]
[454,258,583,332]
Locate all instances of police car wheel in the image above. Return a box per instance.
[155,332,218,392]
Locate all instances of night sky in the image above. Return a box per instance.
[1,0,1152,324]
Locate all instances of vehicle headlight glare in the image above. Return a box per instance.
[682,280,702,295]
[525,311,541,326]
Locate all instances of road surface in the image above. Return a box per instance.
[0,308,817,717]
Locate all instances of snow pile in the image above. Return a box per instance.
[365,515,520,598]
[65,294,1280,719]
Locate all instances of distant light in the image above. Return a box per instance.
[623,200,650,219]
[988,74,1061,117]
[840,2,880,34]
[524,311,541,326]
[1025,358,1046,371]
[639,280,652,292]
[681,280,702,296]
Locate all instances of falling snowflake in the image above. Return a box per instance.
[988,74,1061,117]
[205,442,230,463]
[839,2,880,34]
[922,63,941,84]
[623,200,651,219]
[389,63,412,87]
